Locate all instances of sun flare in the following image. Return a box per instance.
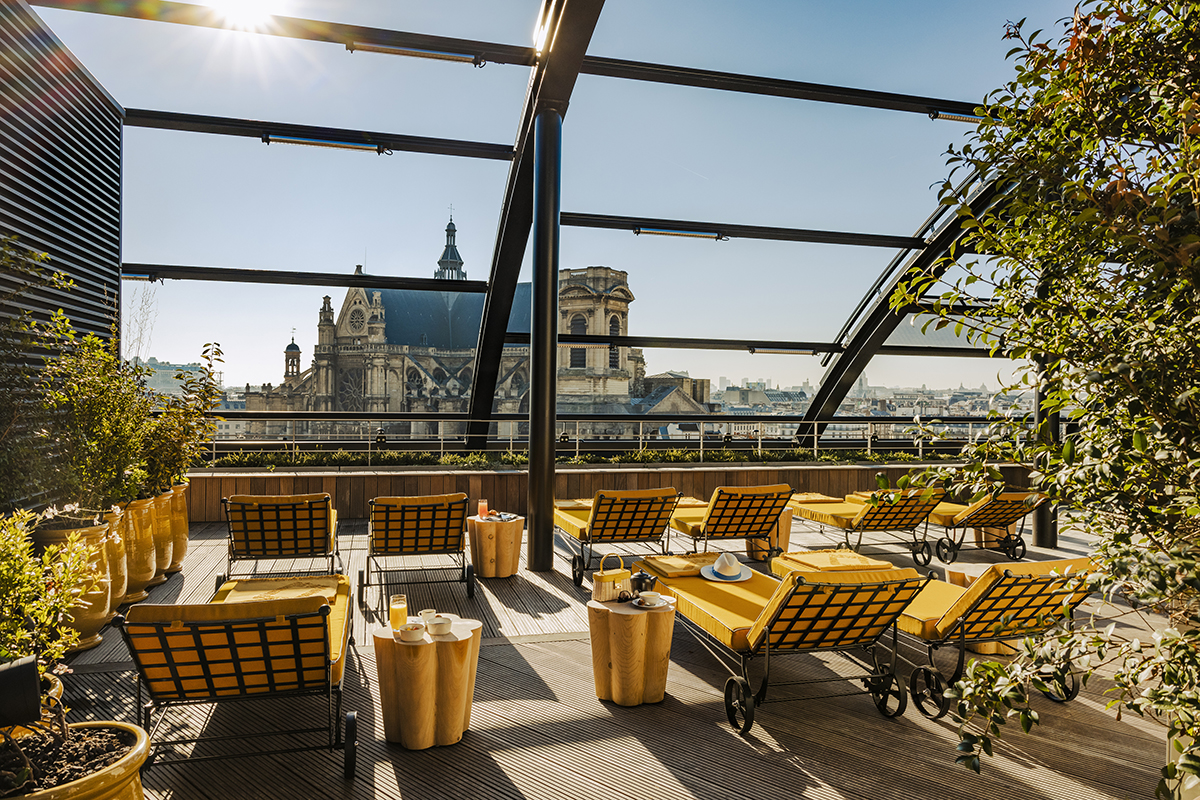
[206,0,285,31]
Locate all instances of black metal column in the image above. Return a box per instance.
[527,107,562,571]
[1032,381,1059,549]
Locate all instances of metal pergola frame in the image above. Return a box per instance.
[23,0,1018,566]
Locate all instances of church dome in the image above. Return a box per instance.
[285,338,300,352]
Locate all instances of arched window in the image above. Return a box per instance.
[570,315,587,368]
[609,315,621,369]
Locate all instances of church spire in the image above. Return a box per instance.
[434,214,465,280]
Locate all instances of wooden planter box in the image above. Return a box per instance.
[185,463,1031,523]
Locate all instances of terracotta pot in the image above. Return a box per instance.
[23,721,149,800]
[32,522,111,654]
[102,510,128,617]
[165,484,189,573]
[121,499,155,603]
[145,493,173,588]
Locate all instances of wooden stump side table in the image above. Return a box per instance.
[587,599,676,706]
[467,515,524,578]
[372,619,483,749]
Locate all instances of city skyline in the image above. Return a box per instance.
[34,0,1076,392]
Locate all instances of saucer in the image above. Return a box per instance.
[631,597,672,609]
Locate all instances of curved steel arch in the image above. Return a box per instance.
[803,180,1004,426]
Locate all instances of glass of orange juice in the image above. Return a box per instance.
[478,499,489,517]
[388,594,408,631]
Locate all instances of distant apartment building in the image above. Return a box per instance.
[137,356,207,396]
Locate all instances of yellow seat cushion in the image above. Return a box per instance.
[669,507,706,537]
[554,507,591,540]
[771,549,894,577]
[896,580,966,638]
[927,500,970,527]
[210,573,353,685]
[637,562,778,652]
[790,501,862,529]
[640,552,719,578]
[791,492,842,504]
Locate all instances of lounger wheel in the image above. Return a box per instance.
[935,538,959,564]
[909,667,951,719]
[911,540,933,566]
[356,570,366,608]
[867,673,908,718]
[465,563,476,598]
[1041,669,1080,703]
[571,555,585,587]
[1003,535,1027,560]
[724,676,755,735]
[342,711,357,780]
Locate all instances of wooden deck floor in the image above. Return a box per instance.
[63,515,1162,799]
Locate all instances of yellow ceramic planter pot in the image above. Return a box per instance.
[146,493,173,588]
[24,722,149,800]
[165,484,189,573]
[122,499,156,603]
[32,522,112,653]
[102,510,128,617]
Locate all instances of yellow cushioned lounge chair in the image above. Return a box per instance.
[361,493,474,607]
[669,484,793,558]
[636,553,930,734]
[554,488,681,586]
[924,491,1048,563]
[770,548,895,578]
[222,493,340,577]
[115,574,357,778]
[895,556,1091,719]
[789,488,945,565]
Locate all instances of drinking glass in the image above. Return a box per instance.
[478,499,489,517]
[388,594,408,631]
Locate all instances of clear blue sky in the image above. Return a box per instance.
[35,0,1077,393]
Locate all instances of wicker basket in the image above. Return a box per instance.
[591,553,631,602]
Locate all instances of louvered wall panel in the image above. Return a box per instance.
[0,0,122,337]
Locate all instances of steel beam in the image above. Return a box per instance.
[466,0,605,450]
[803,181,1004,424]
[31,2,978,118]
[561,212,924,250]
[122,263,487,293]
[527,108,562,572]
[124,109,513,161]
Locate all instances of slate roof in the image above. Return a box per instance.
[372,283,531,348]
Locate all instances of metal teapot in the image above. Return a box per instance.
[629,568,657,597]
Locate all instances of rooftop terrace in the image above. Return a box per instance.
[64,513,1159,800]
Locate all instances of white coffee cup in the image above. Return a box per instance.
[419,608,437,623]
[639,591,662,606]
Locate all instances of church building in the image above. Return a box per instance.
[245,218,703,440]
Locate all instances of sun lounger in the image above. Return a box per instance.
[637,553,930,734]
[895,556,1091,718]
[360,493,474,607]
[554,488,681,586]
[668,484,793,557]
[789,488,945,565]
[924,492,1047,562]
[116,574,357,778]
[222,493,341,577]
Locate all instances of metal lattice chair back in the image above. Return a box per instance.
[224,494,335,559]
[120,598,332,702]
[701,485,793,540]
[369,494,469,556]
[953,493,1045,529]
[851,489,944,531]
[587,488,680,543]
[946,571,1090,643]
[748,570,927,654]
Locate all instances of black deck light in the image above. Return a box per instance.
[559,432,570,443]
[375,428,386,446]
[723,433,733,445]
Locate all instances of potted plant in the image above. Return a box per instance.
[0,509,149,798]
[141,343,223,575]
[37,317,155,625]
